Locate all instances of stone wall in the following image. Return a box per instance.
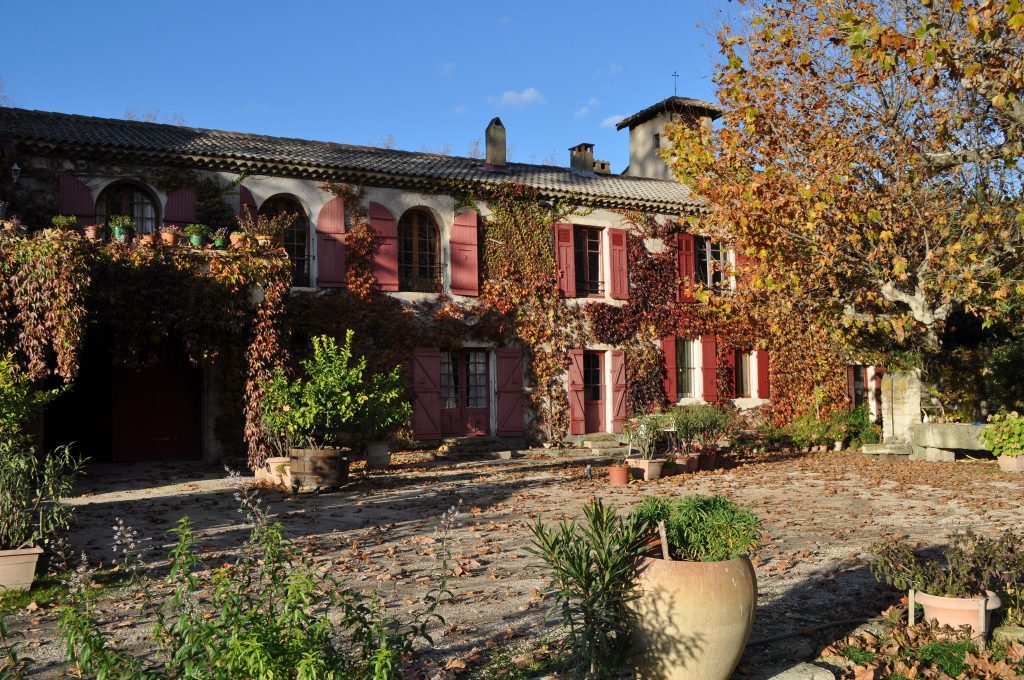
[881,369,922,443]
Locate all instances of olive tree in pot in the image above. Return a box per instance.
[261,332,369,492]
[628,495,762,680]
[0,354,83,590]
[352,364,411,471]
[624,413,668,481]
[869,529,1024,639]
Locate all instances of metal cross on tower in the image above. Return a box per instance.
[672,71,679,96]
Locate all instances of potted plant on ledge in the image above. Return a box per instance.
[211,227,230,249]
[869,530,1022,639]
[159,224,181,246]
[185,223,210,247]
[108,214,134,244]
[237,208,295,247]
[979,411,1024,473]
[629,495,762,680]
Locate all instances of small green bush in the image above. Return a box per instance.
[527,499,650,679]
[184,223,210,238]
[50,215,78,231]
[979,410,1024,458]
[845,405,881,448]
[631,495,761,562]
[107,215,135,232]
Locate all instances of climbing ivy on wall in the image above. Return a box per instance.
[0,228,291,469]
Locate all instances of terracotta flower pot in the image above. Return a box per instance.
[0,546,44,591]
[915,590,1001,638]
[230,232,246,247]
[633,556,757,680]
[83,225,103,242]
[365,441,391,470]
[677,454,699,473]
[608,463,630,486]
[140,233,156,246]
[161,231,179,246]
[264,456,291,486]
[255,234,274,246]
[998,455,1024,472]
[628,458,665,481]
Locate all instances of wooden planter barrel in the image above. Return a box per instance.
[288,448,349,491]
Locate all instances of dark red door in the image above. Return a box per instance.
[583,351,605,434]
[440,349,489,437]
[111,354,202,461]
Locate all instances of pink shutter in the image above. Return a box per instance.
[164,186,197,226]
[316,197,346,287]
[757,349,770,400]
[661,335,677,404]
[678,233,696,302]
[412,348,442,439]
[609,228,628,300]
[496,348,524,437]
[567,349,585,435]
[58,173,95,226]
[239,186,258,220]
[610,350,627,433]
[701,335,718,403]
[369,202,399,292]
[555,223,576,298]
[450,209,479,296]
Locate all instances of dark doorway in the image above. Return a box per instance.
[439,349,490,437]
[583,351,605,434]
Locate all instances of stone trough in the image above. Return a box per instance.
[907,423,989,462]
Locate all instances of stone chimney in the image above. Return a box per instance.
[569,143,595,174]
[485,117,508,170]
[592,159,611,175]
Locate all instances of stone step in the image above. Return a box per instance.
[861,442,911,461]
[589,446,629,457]
[582,438,627,449]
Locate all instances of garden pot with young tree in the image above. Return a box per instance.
[628,495,762,680]
[237,207,294,249]
[624,413,667,481]
[0,355,84,590]
[353,364,412,471]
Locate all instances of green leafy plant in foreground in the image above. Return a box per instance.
[631,494,761,562]
[58,476,458,679]
[527,498,650,680]
[979,410,1024,458]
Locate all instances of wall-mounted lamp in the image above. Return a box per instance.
[10,163,20,183]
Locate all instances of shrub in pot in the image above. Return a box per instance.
[185,223,210,247]
[211,227,230,249]
[869,529,1024,638]
[108,214,134,243]
[236,208,295,246]
[979,410,1024,473]
[351,364,411,471]
[628,495,762,680]
[159,224,181,245]
[0,354,83,590]
[624,413,667,480]
[50,214,78,232]
[528,498,650,678]
[229,230,246,247]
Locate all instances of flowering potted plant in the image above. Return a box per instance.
[160,224,182,245]
[229,229,247,248]
[185,223,210,247]
[979,411,1024,473]
[108,214,134,243]
[237,208,296,246]
[211,227,230,249]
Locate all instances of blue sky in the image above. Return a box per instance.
[2,1,731,173]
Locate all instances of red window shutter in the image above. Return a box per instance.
[608,228,628,300]
[412,348,442,440]
[164,186,197,226]
[58,172,95,226]
[678,233,696,302]
[369,202,399,292]
[567,349,585,435]
[496,348,524,436]
[757,349,770,400]
[701,335,718,403]
[316,197,346,287]
[661,335,677,404]
[450,209,479,297]
[238,186,258,220]
[610,350,627,433]
[555,223,576,298]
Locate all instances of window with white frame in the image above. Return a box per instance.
[735,351,752,398]
[675,338,698,400]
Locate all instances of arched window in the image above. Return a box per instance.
[260,195,310,287]
[398,209,440,292]
[95,182,159,234]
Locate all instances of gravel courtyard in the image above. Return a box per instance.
[6,449,1024,678]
